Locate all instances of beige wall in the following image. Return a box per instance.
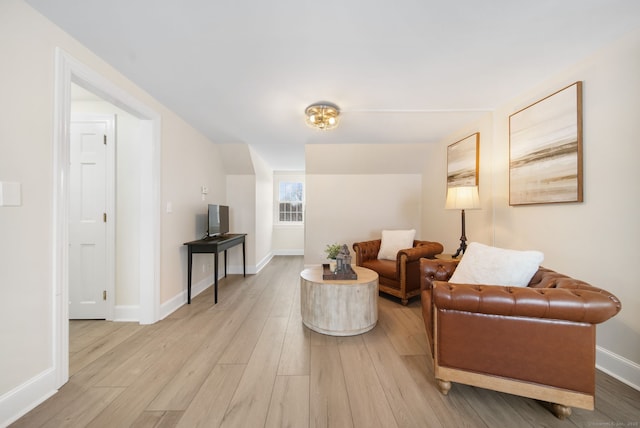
[305,173,423,265]
[218,144,273,273]
[304,143,429,266]
[0,0,225,418]
[226,174,257,269]
[160,115,226,303]
[225,151,274,273]
[250,148,274,269]
[491,28,640,381]
[421,113,495,251]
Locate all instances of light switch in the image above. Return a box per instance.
[201,186,209,194]
[166,202,173,213]
[0,182,21,206]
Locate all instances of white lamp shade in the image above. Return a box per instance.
[446,186,480,210]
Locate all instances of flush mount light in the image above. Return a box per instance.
[305,102,340,130]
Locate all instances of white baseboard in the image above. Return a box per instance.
[254,253,273,274]
[226,265,250,275]
[113,305,140,322]
[273,249,304,256]
[0,368,57,428]
[596,345,640,391]
[225,254,269,275]
[159,289,185,321]
[159,275,214,320]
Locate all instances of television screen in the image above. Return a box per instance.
[208,204,230,237]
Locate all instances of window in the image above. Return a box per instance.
[278,181,304,222]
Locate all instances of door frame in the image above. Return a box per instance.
[69,113,116,320]
[53,48,162,388]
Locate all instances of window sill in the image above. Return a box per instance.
[274,223,304,229]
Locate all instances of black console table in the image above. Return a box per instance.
[183,233,246,304]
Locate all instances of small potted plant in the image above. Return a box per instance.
[325,243,341,272]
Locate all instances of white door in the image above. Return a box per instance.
[69,115,115,319]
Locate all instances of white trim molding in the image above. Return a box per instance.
[0,369,57,427]
[52,48,162,397]
[159,276,214,320]
[254,253,273,275]
[114,305,141,322]
[273,249,304,256]
[596,346,640,392]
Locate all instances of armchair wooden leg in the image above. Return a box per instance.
[550,403,572,419]
[436,379,452,395]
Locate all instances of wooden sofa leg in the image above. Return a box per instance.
[401,298,408,305]
[550,403,572,419]
[436,379,451,395]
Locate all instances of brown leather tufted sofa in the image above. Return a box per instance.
[419,258,622,419]
[352,239,443,304]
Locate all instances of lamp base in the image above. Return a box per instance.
[452,240,467,258]
[453,208,467,258]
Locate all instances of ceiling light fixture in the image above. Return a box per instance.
[305,102,340,130]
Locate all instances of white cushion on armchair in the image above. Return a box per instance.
[377,229,416,261]
[449,242,544,287]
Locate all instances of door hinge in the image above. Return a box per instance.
[103,290,107,300]
[103,213,107,223]
[103,134,107,145]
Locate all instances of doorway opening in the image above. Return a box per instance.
[53,49,161,388]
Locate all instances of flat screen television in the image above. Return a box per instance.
[207,204,230,237]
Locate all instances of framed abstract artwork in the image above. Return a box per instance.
[447,133,479,188]
[509,81,583,205]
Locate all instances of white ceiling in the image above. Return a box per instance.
[26,0,640,170]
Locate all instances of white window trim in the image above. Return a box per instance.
[274,178,305,225]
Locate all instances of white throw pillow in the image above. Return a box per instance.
[448,242,544,287]
[377,229,416,261]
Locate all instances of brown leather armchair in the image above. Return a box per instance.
[419,258,621,419]
[352,239,443,304]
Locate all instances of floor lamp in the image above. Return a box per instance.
[446,186,480,258]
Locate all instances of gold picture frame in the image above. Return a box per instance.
[509,81,583,205]
[447,133,479,188]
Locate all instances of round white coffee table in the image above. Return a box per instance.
[300,265,378,336]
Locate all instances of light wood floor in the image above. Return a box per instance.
[13,256,640,427]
